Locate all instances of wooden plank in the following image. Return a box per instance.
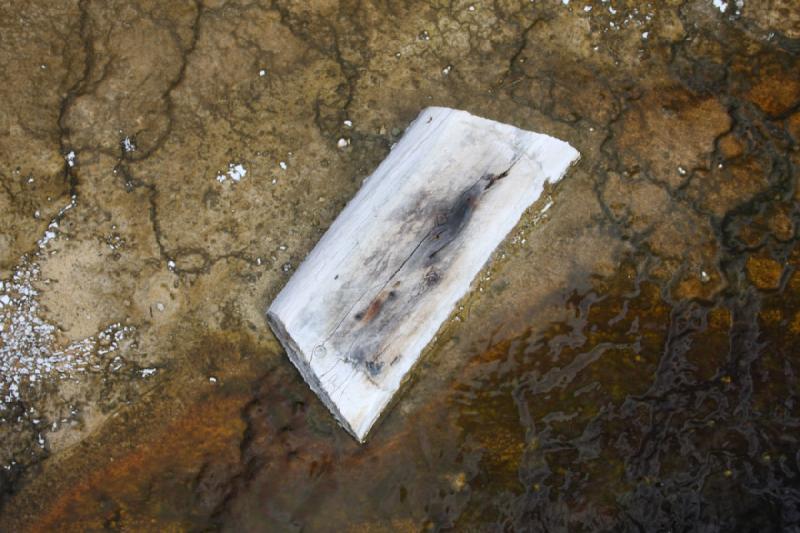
[267,107,579,442]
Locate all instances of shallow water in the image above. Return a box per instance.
[216,255,800,531]
[1,0,798,530]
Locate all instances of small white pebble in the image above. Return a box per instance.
[642,31,649,39]
[209,376,218,383]
[279,161,287,170]
[227,163,247,182]
[155,302,165,312]
[259,69,267,77]
[442,64,452,75]
[343,119,353,128]
[337,137,350,149]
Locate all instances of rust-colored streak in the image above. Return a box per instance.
[358,293,386,323]
[25,392,249,532]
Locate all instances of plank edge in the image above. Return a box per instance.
[265,310,365,442]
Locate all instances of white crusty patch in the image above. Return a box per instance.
[216,162,247,183]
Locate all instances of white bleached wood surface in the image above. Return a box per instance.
[267,107,579,442]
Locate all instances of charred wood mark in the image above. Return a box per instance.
[425,183,481,261]
[424,268,441,287]
[341,160,521,378]
[352,161,518,317]
[345,346,385,377]
[365,360,384,376]
[349,347,366,366]
[483,165,513,190]
[424,158,519,263]
[345,158,521,376]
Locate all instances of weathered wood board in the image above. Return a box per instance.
[267,107,579,442]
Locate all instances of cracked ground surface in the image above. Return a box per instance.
[0,0,798,530]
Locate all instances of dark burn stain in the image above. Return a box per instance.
[365,360,384,376]
[347,162,519,376]
[426,186,480,260]
[353,160,518,324]
[424,160,517,264]
[424,269,441,286]
[483,167,512,190]
[347,347,384,376]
